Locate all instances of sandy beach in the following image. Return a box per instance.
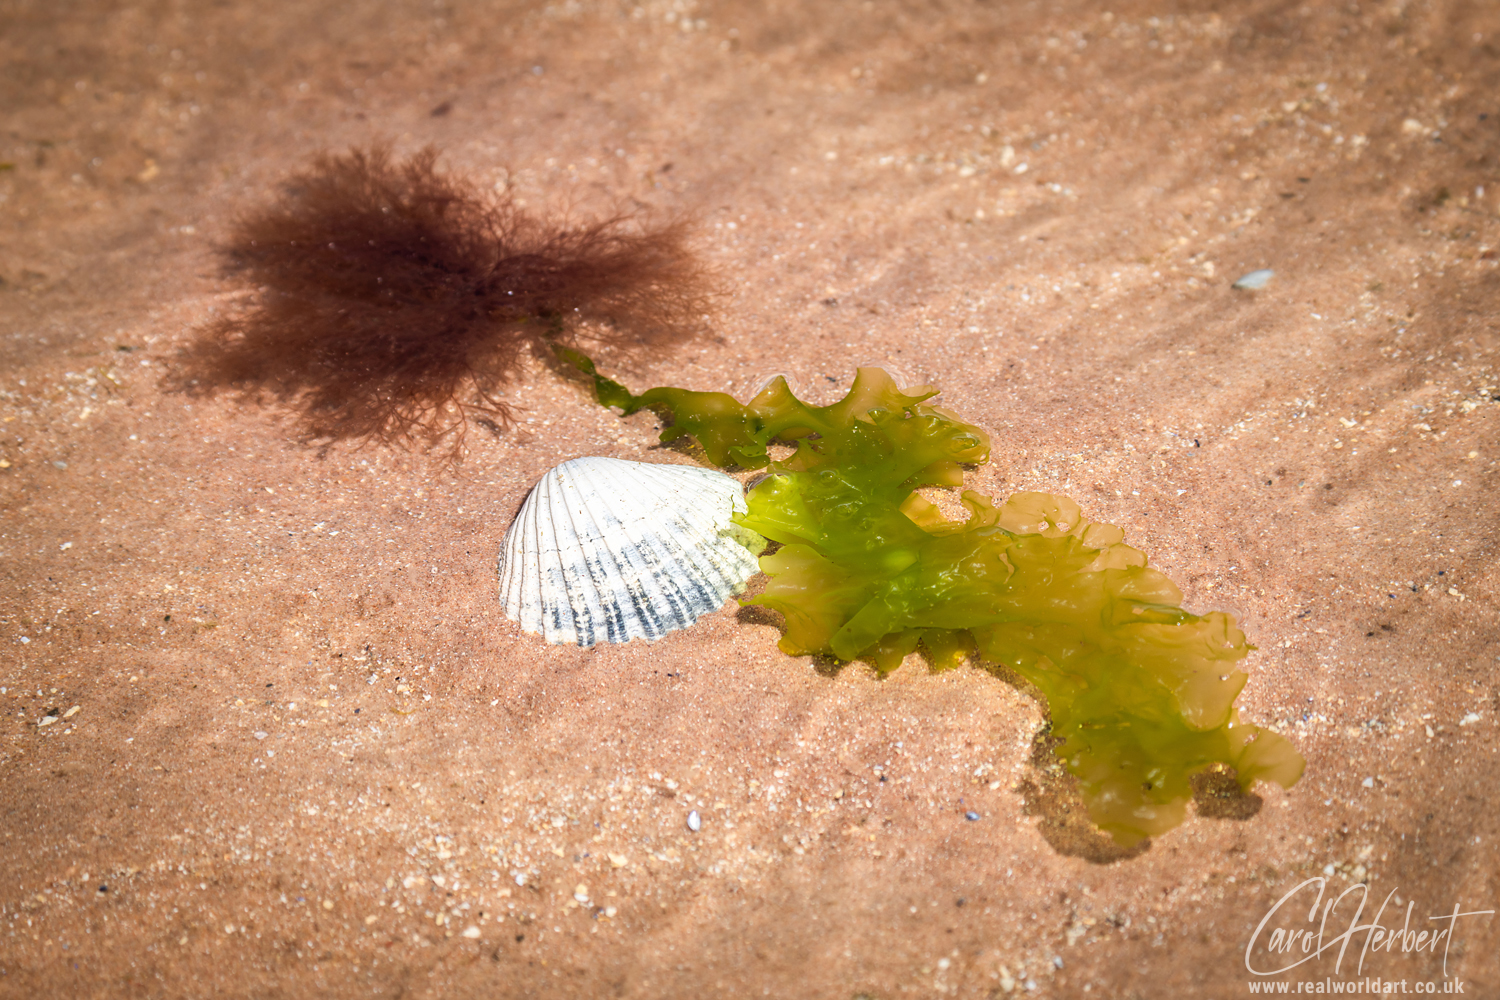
[2,1,1497,996]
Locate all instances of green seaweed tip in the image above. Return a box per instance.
[557,346,1306,847]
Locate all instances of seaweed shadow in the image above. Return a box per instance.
[1190,764,1264,821]
[1015,727,1153,865]
[730,609,1263,859]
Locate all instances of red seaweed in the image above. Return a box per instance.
[178,146,713,451]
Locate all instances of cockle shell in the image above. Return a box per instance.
[497,457,764,646]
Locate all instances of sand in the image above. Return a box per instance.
[2,1,1497,997]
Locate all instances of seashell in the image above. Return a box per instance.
[497,457,764,647]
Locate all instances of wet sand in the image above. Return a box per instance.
[2,1,1498,997]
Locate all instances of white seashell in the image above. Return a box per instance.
[497,457,763,647]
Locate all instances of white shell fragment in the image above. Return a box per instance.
[497,457,763,647]
[1232,268,1274,290]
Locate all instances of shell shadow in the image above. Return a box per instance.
[734,603,785,631]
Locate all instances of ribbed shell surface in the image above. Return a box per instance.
[497,457,763,647]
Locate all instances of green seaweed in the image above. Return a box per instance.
[558,347,1305,846]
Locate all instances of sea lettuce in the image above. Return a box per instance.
[558,347,1305,845]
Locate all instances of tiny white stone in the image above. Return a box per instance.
[1232,269,1274,290]
[498,457,762,647]
[1459,713,1481,726]
[253,731,267,740]
[686,810,701,832]
[1361,777,1374,788]
[461,925,481,939]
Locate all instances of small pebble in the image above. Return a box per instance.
[461,925,481,939]
[253,731,267,740]
[964,811,980,821]
[686,810,701,832]
[1232,268,1274,290]
[608,853,628,868]
[1361,776,1374,788]
[63,705,80,719]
